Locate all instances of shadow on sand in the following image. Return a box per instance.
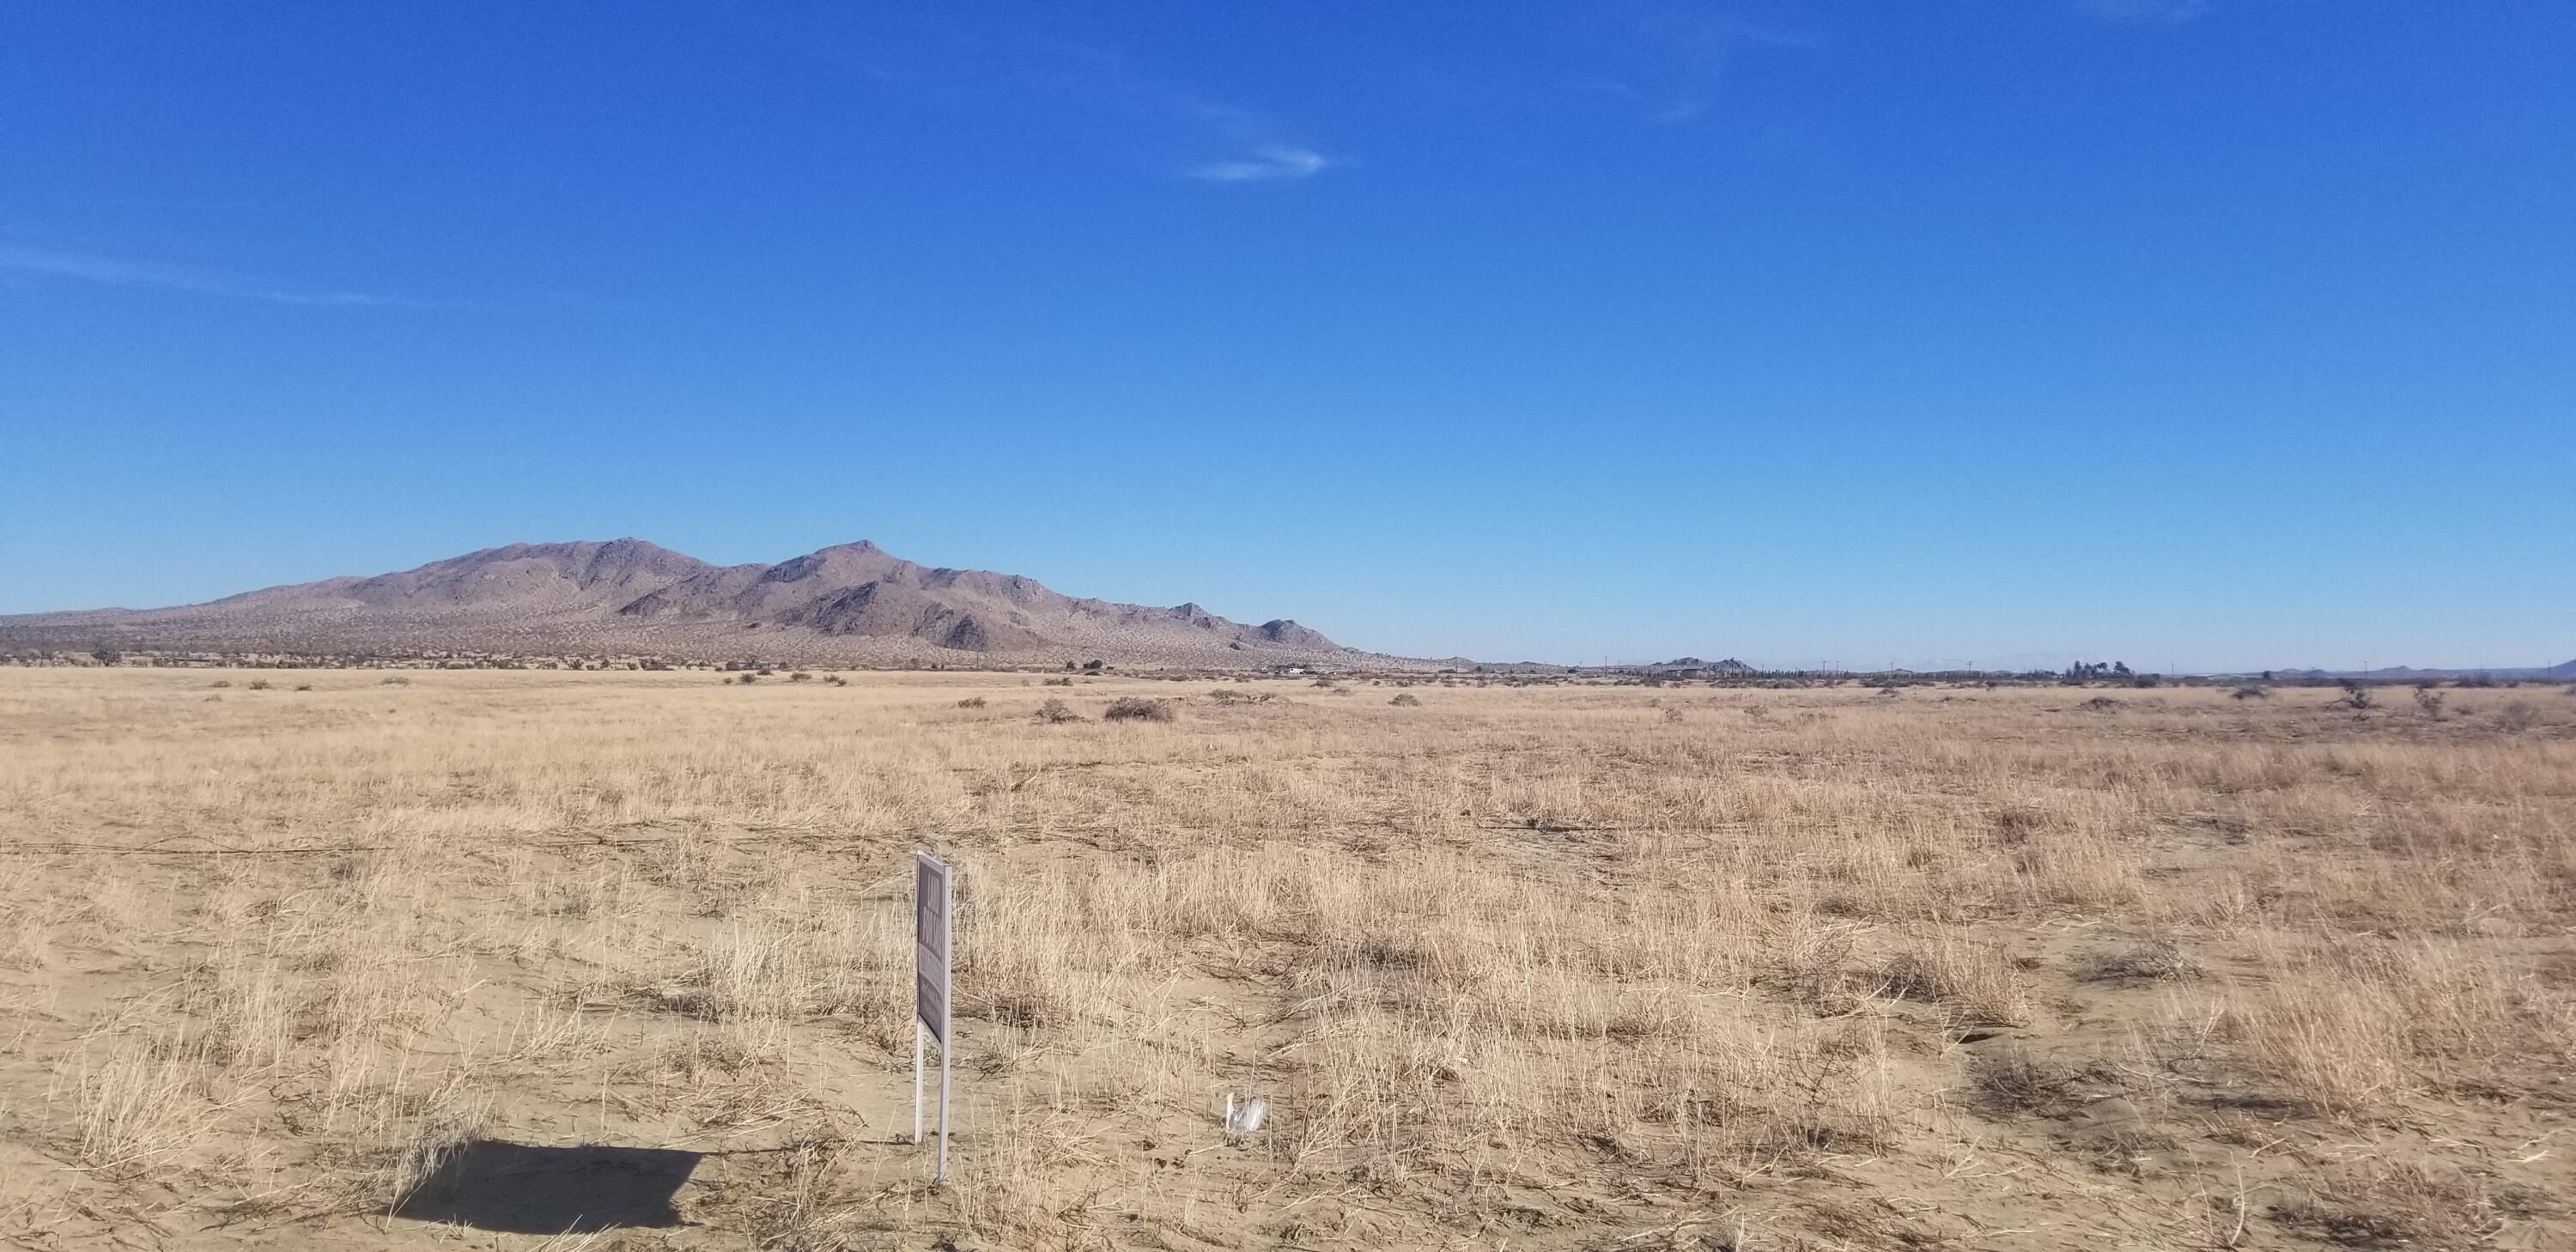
[392,1140,702,1234]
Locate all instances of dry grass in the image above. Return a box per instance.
[0,669,2571,1249]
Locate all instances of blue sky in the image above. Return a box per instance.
[3,2,2569,670]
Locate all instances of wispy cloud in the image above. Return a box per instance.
[1188,146,1328,183]
[1577,8,1828,126]
[799,16,1330,186]
[0,245,416,307]
[1028,40,1331,185]
[2082,0,2210,23]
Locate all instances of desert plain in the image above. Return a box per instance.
[2,667,2571,1250]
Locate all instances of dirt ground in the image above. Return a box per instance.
[1,668,2570,1249]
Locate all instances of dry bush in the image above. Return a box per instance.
[955,696,987,708]
[1388,692,1421,707]
[1964,1047,2086,1118]
[1033,697,1081,723]
[2227,934,2565,1121]
[69,1030,222,1176]
[2270,1162,2508,1248]
[1880,939,2032,1025]
[2078,939,2196,983]
[381,1073,494,1215]
[1101,696,1175,722]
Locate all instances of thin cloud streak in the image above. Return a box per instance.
[1188,146,1328,183]
[803,20,1332,186]
[1577,8,1830,127]
[0,245,418,307]
[2082,0,2210,22]
[1028,40,1332,185]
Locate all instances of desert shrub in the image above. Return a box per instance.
[1207,689,1273,705]
[2231,685,2270,700]
[380,675,410,686]
[823,675,847,686]
[1966,1048,2084,1118]
[955,696,987,708]
[1388,693,1421,707]
[246,679,271,691]
[209,680,231,689]
[1881,939,2032,1025]
[2076,939,2196,983]
[788,672,812,683]
[737,673,758,684]
[1103,697,1176,722]
[1661,705,1684,723]
[2497,700,2538,732]
[2079,696,2121,713]
[294,684,313,692]
[2333,681,2376,711]
[1043,677,1074,687]
[2415,689,2446,720]
[2269,1164,2505,1249]
[1034,698,1082,724]
[1082,659,1104,672]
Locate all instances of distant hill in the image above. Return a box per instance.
[0,538,1358,667]
[1648,657,1753,673]
[2250,661,2574,682]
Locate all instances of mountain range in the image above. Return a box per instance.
[2255,662,2576,682]
[0,538,1358,667]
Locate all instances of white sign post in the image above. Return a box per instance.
[914,852,953,1183]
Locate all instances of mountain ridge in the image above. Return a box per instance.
[0,538,1356,668]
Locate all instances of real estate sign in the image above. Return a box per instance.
[915,853,951,1043]
[913,851,954,1182]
